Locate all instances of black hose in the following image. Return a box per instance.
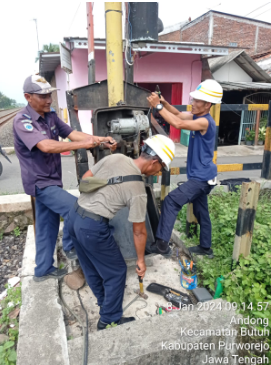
[77,289,89,365]
[58,280,89,365]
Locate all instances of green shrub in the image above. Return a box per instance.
[177,188,271,356]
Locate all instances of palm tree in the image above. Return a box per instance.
[35,43,60,62]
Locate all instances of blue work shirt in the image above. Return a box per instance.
[13,104,73,196]
[186,113,217,181]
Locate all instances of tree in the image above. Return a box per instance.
[35,43,60,62]
[0,92,17,109]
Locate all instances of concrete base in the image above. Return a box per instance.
[17,222,256,365]
[17,277,69,365]
[0,190,79,233]
[62,253,190,341]
[68,300,246,365]
[17,225,69,365]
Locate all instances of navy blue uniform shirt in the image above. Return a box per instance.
[13,104,73,196]
[186,113,217,181]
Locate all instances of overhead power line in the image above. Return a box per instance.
[245,2,271,16]
[68,2,82,33]
[254,6,271,18]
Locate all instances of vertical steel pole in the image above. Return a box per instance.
[86,2,95,84]
[105,2,124,106]
[254,110,261,146]
[238,111,244,145]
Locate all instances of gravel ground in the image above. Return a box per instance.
[0,120,15,147]
[0,231,26,293]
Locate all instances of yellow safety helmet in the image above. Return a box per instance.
[190,79,223,104]
[142,134,175,171]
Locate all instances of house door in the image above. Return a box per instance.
[170,83,182,142]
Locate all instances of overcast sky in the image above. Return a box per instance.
[1,0,271,104]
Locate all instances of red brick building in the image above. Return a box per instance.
[159,11,271,56]
[252,50,271,75]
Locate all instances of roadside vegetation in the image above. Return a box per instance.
[0,283,21,365]
[178,187,271,358]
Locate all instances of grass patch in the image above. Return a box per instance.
[0,283,21,365]
[178,187,271,358]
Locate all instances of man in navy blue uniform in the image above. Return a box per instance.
[147,80,223,259]
[13,75,117,281]
[68,135,175,330]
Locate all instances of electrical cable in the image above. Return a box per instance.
[135,299,148,319]
[254,7,271,18]
[59,279,88,365]
[77,289,89,365]
[245,2,271,16]
[68,2,82,33]
[221,101,242,117]
[122,294,148,318]
[244,92,271,104]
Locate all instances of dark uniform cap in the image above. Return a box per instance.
[23,75,59,94]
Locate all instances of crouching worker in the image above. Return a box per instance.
[67,135,175,330]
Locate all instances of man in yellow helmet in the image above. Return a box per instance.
[67,135,175,330]
[147,79,223,259]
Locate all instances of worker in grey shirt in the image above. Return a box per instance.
[67,134,176,330]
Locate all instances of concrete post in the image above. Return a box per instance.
[232,181,260,261]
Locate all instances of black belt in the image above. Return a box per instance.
[74,202,109,223]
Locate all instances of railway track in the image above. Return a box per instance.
[0,108,21,128]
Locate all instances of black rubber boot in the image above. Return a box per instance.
[146,239,172,258]
[97,317,136,331]
[33,268,68,282]
[188,245,214,259]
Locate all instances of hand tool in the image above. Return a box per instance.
[180,259,190,275]
[155,85,161,99]
[134,265,148,299]
[146,282,192,307]
[123,265,148,313]
[99,140,115,146]
[164,292,189,309]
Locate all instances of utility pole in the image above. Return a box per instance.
[105,2,124,106]
[124,2,133,84]
[33,19,40,52]
[86,2,95,84]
